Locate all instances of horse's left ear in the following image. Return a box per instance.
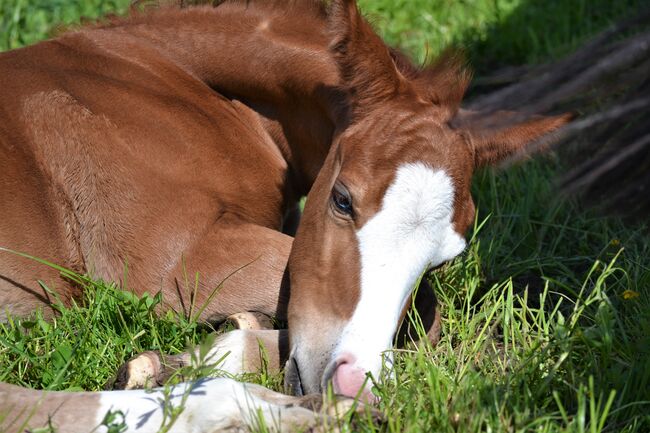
[328,0,404,116]
[451,109,573,167]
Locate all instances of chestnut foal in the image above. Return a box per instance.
[0,0,569,431]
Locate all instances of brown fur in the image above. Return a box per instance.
[1,2,333,321]
[0,383,101,433]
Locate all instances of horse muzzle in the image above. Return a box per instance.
[284,347,377,402]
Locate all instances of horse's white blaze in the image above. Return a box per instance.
[334,162,466,381]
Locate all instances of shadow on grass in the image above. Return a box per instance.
[463,0,648,75]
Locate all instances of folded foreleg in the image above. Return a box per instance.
[113,328,288,390]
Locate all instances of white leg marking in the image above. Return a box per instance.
[201,330,248,375]
[95,377,316,432]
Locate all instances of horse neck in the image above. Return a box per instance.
[101,4,342,190]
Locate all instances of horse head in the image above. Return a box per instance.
[285,0,570,400]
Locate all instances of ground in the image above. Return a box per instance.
[1,1,649,432]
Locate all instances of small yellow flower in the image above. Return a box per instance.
[611,239,621,246]
[622,290,640,300]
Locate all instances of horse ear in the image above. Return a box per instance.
[328,0,403,116]
[451,109,573,167]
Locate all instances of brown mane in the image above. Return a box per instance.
[82,0,468,113]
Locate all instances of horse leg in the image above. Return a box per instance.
[112,329,289,390]
[112,221,293,390]
[159,220,293,324]
[3,378,379,433]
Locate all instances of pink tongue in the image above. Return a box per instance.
[332,364,376,403]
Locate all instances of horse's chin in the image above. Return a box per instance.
[283,355,305,396]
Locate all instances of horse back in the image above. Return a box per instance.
[0,32,289,317]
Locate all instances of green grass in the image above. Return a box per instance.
[0,0,130,51]
[359,0,648,73]
[1,1,649,432]
[0,275,210,391]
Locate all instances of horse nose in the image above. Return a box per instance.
[326,353,377,402]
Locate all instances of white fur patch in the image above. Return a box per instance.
[204,330,247,374]
[93,378,313,432]
[333,162,466,380]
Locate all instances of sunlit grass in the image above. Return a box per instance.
[0,0,130,51]
[0,275,210,391]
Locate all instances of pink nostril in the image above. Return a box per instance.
[331,355,376,402]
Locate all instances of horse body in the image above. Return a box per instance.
[0,1,570,430]
[0,3,339,321]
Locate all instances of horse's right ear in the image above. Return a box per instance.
[451,109,573,167]
[328,0,404,116]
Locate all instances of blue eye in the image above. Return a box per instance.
[332,185,353,216]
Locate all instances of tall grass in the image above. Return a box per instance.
[0,276,209,391]
[0,1,648,432]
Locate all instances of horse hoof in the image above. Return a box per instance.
[326,397,384,424]
[225,311,273,330]
[111,351,163,390]
[295,394,384,425]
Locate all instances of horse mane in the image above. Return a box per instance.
[67,0,471,113]
[69,0,327,32]
[391,47,472,111]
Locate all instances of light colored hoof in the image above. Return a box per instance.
[325,397,383,422]
[226,311,273,330]
[325,398,358,417]
[295,394,384,426]
[112,351,162,390]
